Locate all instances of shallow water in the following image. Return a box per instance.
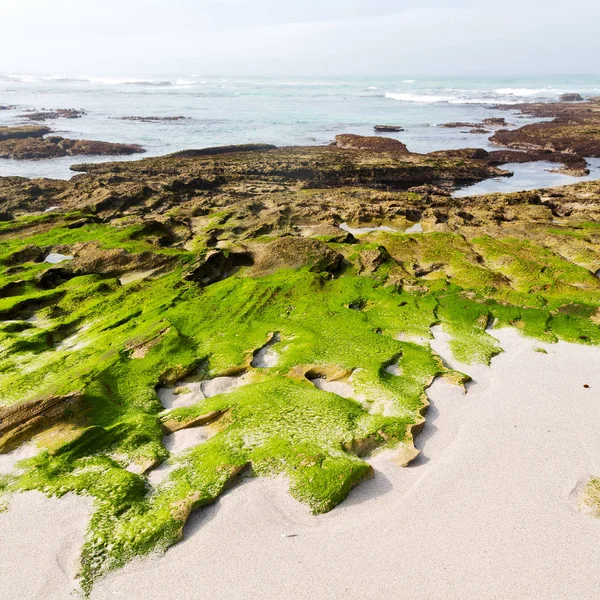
[454,157,600,197]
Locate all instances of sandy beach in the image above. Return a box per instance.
[2,328,599,599]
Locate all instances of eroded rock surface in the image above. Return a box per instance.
[0,126,144,160]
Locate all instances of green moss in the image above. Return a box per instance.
[1,209,599,592]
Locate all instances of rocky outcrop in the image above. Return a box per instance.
[334,134,409,153]
[491,98,600,157]
[119,116,187,122]
[482,117,508,127]
[0,125,51,141]
[440,122,479,129]
[167,144,276,158]
[559,93,584,102]
[441,118,507,130]
[374,125,404,132]
[21,108,86,121]
[0,135,144,160]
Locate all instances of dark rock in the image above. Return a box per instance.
[0,135,144,160]
[21,109,86,121]
[374,125,404,132]
[440,122,478,129]
[4,245,45,265]
[0,125,51,141]
[559,93,584,102]
[490,99,600,157]
[482,118,508,127]
[183,249,254,284]
[168,144,277,158]
[429,148,489,160]
[119,116,187,122]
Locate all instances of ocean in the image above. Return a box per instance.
[1,73,600,193]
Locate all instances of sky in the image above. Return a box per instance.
[1,0,599,75]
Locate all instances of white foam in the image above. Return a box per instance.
[385,92,452,104]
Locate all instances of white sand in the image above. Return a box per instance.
[2,329,600,599]
[0,492,91,599]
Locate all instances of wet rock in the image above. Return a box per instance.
[334,134,409,153]
[490,99,600,157]
[482,117,508,127]
[168,144,276,158]
[0,135,144,160]
[119,116,187,122]
[21,108,86,121]
[429,148,489,160]
[0,125,51,141]
[440,122,479,129]
[559,93,584,102]
[374,125,404,132]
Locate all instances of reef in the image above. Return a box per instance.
[20,109,87,121]
[0,126,144,160]
[0,139,599,593]
[491,97,600,157]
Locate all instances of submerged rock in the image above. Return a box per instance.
[20,108,86,121]
[119,115,187,122]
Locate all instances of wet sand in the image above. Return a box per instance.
[2,329,600,599]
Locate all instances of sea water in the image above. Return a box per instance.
[1,73,599,192]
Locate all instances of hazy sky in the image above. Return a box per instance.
[2,0,598,75]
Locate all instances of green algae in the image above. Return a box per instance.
[582,477,600,516]
[1,208,599,593]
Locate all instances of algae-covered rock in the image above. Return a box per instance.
[491,99,600,157]
[335,133,409,153]
[0,125,51,141]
